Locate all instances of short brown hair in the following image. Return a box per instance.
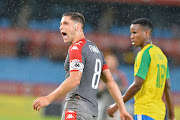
[62,12,85,30]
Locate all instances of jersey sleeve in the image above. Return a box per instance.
[135,49,151,80]
[166,63,170,79]
[69,43,85,72]
[100,51,108,71]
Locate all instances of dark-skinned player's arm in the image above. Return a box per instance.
[107,76,144,117]
[164,78,175,120]
[32,71,82,111]
[101,69,133,120]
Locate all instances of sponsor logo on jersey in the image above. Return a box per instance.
[70,61,84,72]
[71,46,79,50]
[66,114,74,119]
[65,110,76,120]
[89,45,100,53]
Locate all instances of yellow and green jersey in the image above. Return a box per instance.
[134,44,170,120]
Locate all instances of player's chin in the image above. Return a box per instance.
[134,44,139,47]
[132,43,139,47]
[63,39,70,44]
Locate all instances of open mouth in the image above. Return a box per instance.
[61,32,68,39]
[62,32,67,36]
[131,39,135,45]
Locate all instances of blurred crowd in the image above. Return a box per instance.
[97,53,134,120]
[0,0,180,66]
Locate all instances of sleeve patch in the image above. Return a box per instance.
[70,60,84,72]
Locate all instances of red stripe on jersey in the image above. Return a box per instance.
[70,70,79,72]
[102,64,108,71]
[69,38,86,72]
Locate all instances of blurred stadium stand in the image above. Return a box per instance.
[0,0,179,119]
[0,57,180,91]
[0,17,11,28]
[0,57,65,84]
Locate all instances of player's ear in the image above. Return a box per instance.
[75,23,81,31]
[145,30,151,37]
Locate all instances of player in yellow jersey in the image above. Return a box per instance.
[107,18,175,120]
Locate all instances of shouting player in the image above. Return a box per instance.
[32,12,133,120]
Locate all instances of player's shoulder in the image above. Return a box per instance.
[82,39,101,54]
[148,44,164,51]
[142,44,161,55]
[148,44,167,60]
[144,44,154,51]
[149,44,164,54]
[69,39,86,52]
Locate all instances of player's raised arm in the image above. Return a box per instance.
[32,71,82,111]
[101,69,133,120]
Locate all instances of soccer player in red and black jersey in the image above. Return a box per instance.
[32,12,133,120]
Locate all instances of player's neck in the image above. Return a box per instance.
[72,32,85,44]
[140,39,152,49]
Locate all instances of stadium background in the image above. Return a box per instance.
[0,0,180,119]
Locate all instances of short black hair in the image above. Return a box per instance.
[131,18,153,32]
[62,12,85,30]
